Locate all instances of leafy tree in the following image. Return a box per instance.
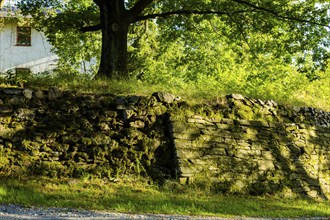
[18,0,330,78]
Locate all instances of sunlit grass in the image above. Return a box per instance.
[0,71,329,217]
[1,69,329,111]
[0,177,329,218]
[1,74,327,112]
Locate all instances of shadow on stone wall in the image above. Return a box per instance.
[0,88,329,199]
[171,95,330,200]
[257,123,328,200]
[0,88,176,182]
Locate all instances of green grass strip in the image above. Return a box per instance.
[0,177,329,218]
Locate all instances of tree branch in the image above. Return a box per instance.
[80,24,102,32]
[93,0,102,7]
[225,12,261,63]
[231,0,330,28]
[129,0,154,21]
[134,10,252,22]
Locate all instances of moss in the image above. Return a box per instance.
[0,116,12,124]
[0,89,329,198]
[0,147,10,169]
[149,105,167,116]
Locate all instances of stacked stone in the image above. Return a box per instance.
[0,88,175,180]
[0,88,329,199]
[171,94,330,200]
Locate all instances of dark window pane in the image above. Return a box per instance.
[17,27,31,46]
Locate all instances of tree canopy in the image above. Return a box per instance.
[17,0,330,79]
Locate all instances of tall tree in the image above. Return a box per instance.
[18,0,330,78]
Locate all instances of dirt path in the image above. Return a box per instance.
[0,204,328,220]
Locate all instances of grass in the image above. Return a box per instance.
[0,73,329,218]
[0,177,329,218]
[1,72,329,112]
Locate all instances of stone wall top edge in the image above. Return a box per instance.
[0,87,329,129]
[173,117,330,130]
[0,87,329,110]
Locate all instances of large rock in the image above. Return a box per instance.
[152,91,181,104]
[226,93,245,100]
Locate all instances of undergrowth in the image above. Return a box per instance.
[0,70,329,112]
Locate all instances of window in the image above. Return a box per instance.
[15,68,31,75]
[16,27,31,46]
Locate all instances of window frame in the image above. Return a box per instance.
[16,26,32,46]
[15,68,31,74]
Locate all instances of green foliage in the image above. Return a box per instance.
[1,0,328,110]
[125,14,330,110]
[3,69,33,87]
[17,0,330,77]
[16,0,100,74]
[1,66,329,112]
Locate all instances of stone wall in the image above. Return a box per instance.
[0,88,176,181]
[171,94,330,200]
[0,88,329,199]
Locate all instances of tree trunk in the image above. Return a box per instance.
[97,0,129,78]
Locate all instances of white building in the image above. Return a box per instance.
[0,0,58,74]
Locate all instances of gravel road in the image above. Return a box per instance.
[0,204,328,220]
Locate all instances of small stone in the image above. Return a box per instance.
[152,105,167,116]
[257,99,265,106]
[262,151,274,160]
[99,122,110,131]
[258,160,275,171]
[179,177,188,185]
[23,88,33,99]
[293,106,301,112]
[187,118,213,125]
[35,90,44,99]
[15,108,35,120]
[3,88,22,95]
[0,106,13,114]
[129,120,145,128]
[116,105,126,110]
[286,124,297,131]
[104,111,117,117]
[8,96,25,106]
[307,190,318,198]
[48,87,62,100]
[67,179,79,186]
[128,96,140,104]
[122,109,134,119]
[115,96,127,105]
[266,100,278,107]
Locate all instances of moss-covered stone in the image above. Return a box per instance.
[0,89,329,199]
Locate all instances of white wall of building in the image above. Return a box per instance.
[0,21,58,73]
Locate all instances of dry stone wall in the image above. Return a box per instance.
[0,88,329,200]
[0,88,176,181]
[171,94,330,200]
